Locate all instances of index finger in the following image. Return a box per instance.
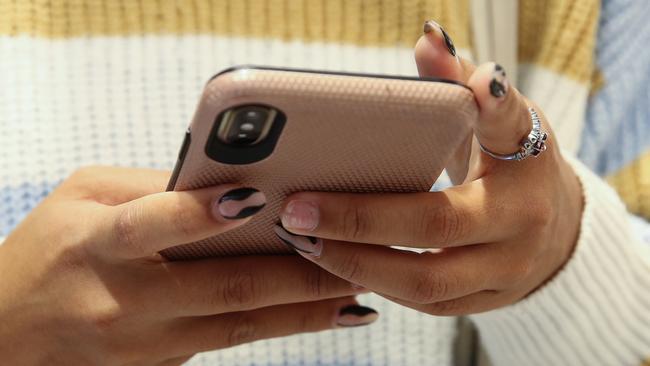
[279,180,520,248]
[415,22,476,82]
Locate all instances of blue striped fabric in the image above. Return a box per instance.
[0,182,57,236]
[579,0,650,175]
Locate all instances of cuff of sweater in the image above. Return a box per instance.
[469,155,650,366]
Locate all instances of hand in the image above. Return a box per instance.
[273,21,584,316]
[0,167,376,365]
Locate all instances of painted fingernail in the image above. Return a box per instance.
[281,200,319,231]
[215,188,266,220]
[423,20,457,57]
[336,305,379,327]
[489,64,509,98]
[273,224,323,256]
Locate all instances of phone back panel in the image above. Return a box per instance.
[162,67,477,260]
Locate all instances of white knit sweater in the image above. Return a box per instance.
[1,9,650,366]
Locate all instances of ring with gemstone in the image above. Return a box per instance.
[479,107,548,161]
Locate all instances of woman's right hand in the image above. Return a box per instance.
[0,166,376,366]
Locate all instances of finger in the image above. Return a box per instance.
[415,21,477,183]
[279,181,520,248]
[95,186,267,259]
[146,256,367,316]
[416,20,475,82]
[58,166,170,204]
[275,231,507,304]
[468,62,551,162]
[159,297,378,357]
[381,289,509,316]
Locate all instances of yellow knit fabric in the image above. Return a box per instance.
[608,151,650,219]
[518,0,600,83]
[0,0,600,81]
[0,0,470,48]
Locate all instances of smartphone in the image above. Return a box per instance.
[162,66,477,260]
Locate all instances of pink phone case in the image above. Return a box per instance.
[162,66,478,260]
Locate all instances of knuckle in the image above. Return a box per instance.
[114,204,147,256]
[332,250,366,283]
[222,271,261,308]
[509,258,535,284]
[60,166,104,193]
[168,197,199,238]
[340,203,369,241]
[84,301,125,335]
[69,166,102,183]
[420,204,468,245]
[426,298,468,316]
[408,269,452,304]
[225,314,258,348]
[302,268,327,299]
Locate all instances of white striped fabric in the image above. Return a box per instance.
[470,156,650,366]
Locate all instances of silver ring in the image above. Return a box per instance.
[479,107,548,161]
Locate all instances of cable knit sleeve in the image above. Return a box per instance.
[470,156,650,366]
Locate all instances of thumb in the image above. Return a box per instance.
[467,63,545,163]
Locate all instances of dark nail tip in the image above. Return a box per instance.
[440,28,457,57]
[222,203,265,220]
[339,305,378,317]
[218,187,261,203]
[489,79,507,98]
[423,20,456,57]
[273,224,318,254]
[423,20,436,34]
[274,229,302,253]
[494,63,507,77]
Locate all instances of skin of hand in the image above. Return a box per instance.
[0,167,376,365]
[275,21,584,316]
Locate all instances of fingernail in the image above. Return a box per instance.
[423,20,456,57]
[336,305,379,327]
[273,224,323,256]
[281,200,319,231]
[215,188,266,220]
[489,64,509,98]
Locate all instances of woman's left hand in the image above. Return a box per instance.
[273,21,584,315]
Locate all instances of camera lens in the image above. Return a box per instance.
[243,110,266,124]
[217,106,276,146]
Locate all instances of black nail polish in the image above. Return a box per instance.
[440,28,457,57]
[423,20,456,57]
[217,188,266,220]
[337,305,379,327]
[489,64,509,98]
[273,224,323,256]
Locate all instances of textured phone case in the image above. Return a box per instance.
[162,68,478,260]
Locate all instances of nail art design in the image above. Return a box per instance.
[489,64,509,98]
[336,305,379,327]
[423,20,457,57]
[273,224,323,256]
[217,188,266,220]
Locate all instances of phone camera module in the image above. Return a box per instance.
[217,106,277,146]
